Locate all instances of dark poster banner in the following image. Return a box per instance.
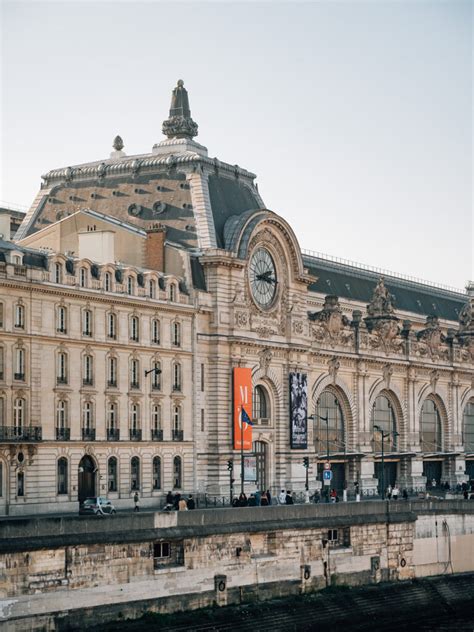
[289,372,308,449]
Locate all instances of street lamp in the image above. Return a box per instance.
[144,367,162,378]
[373,425,399,500]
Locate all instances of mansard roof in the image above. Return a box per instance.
[304,253,465,322]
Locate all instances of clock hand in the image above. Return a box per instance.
[256,271,273,282]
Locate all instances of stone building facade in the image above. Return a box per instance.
[0,80,473,514]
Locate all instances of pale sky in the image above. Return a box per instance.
[1,0,472,290]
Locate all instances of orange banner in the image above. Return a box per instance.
[233,368,253,451]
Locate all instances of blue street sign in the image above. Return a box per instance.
[323,470,332,481]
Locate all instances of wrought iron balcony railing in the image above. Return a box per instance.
[0,426,42,441]
[107,428,120,441]
[172,429,183,442]
[14,373,25,381]
[81,428,96,441]
[56,427,70,440]
[151,428,163,441]
[129,429,142,441]
[82,378,93,386]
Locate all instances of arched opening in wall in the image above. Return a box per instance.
[252,385,270,426]
[315,389,346,495]
[420,398,443,488]
[78,455,96,504]
[463,399,474,481]
[252,441,267,491]
[372,394,399,494]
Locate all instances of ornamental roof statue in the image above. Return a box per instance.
[458,282,474,339]
[366,277,396,318]
[162,79,198,140]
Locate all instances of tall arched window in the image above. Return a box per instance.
[130,316,140,342]
[57,457,68,494]
[130,359,140,389]
[107,402,118,440]
[172,322,181,347]
[82,309,92,336]
[420,399,442,452]
[172,405,182,441]
[80,267,87,288]
[82,401,94,434]
[108,457,118,492]
[13,398,25,430]
[56,400,68,439]
[14,347,25,381]
[0,346,3,380]
[173,456,182,489]
[172,363,181,391]
[151,361,161,390]
[127,276,134,295]
[131,456,140,490]
[57,305,67,333]
[149,279,156,299]
[253,385,269,420]
[57,351,68,384]
[152,456,161,490]
[104,272,112,292]
[463,400,474,452]
[130,403,141,440]
[107,356,117,387]
[107,312,117,339]
[151,319,160,344]
[83,354,93,385]
[169,284,176,302]
[14,303,25,329]
[315,390,345,454]
[372,394,397,452]
[54,263,62,284]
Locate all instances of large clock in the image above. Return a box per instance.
[249,247,278,309]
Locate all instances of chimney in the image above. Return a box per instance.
[145,224,166,271]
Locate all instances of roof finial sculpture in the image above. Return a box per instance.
[113,135,124,151]
[366,277,396,318]
[162,80,198,140]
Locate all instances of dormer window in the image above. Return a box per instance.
[169,284,176,302]
[80,268,87,288]
[13,255,22,265]
[127,276,134,295]
[104,272,112,292]
[54,263,62,284]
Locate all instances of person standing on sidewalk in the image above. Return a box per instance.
[133,491,140,512]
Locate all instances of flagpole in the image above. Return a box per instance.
[240,407,244,496]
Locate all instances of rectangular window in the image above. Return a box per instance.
[15,304,24,328]
[0,303,4,328]
[17,472,24,497]
[201,364,205,391]
[327,528,350,548]
[201,409,204,432]
[83,310,92,336]
[153,542,170,559]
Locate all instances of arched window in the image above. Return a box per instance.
[131,456,140,490]
[82,309,92,337]
[130,359,140,389]
[420,399,442,452]
[107,401,118,436]
[130,403,141,440]
[149,279,156,299]
[127,276,134,295]
[151,404,161,430]
[172,322,181,347]
[172,363,181,391]
[152,456,161,490]
[151,361,161,390]
[54,263,62,284]
[14,303,25,329]
[463,400,474,452]
[253,385,269,420]
[56,400,68,434]
[13,398,25,430]
[82,401,93,430]
[57,305,67,333]
[372,394,397,452]
[151,319,160,344]
[172,405,182,441]
[108,457,118,492]
[173,456,182,489]
[83,354,93,386]
[14,347,25,381]
[315,390,345,455]
[107,312,117,339]
[104,272,112,292]
[57,351,68,384]
[130,316,140,342]
[57,457,68,494]
[107,356,117,387]
[80,267,87,288]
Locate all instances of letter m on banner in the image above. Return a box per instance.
[233,368,253,451]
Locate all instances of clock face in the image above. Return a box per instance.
[249,247,277,309]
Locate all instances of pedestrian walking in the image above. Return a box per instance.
[133,491,140,512]
[278,489,286,505]
[304,489,310,504]
[392,485,399,500]
[386,484,392,500]
[187,494,195,510]
[330,488,337,503]
[178,497,188,511]
[402,489,408,500]
[260,492,269,506]
[248,493,257,506]
[238,493,248,507]
[266,489,272,505]
[166,490,174,505]
[285,490,294,505]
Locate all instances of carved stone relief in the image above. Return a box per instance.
[309,295,353,348]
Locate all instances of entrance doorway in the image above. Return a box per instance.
[374,461,398,495]
[78,455,96,503]
[466,460,474,482]
[253,441,267,491]
[423,460,442,488]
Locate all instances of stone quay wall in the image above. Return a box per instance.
[0,501,473,631]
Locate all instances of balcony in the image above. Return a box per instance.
[130,381,140,390]
[0,426,42,442]
[172,429,183,441]
[14,373,25,381]
[56,427,70,440]
[129,429,142,441]
[82,378,93,387]
[151,428,163,441]
[107,379,117,388]
[81,428,96,441]
[107,428,120,441]
[56,376,68,385]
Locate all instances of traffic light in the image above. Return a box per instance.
[303,457,309,468]
[227,460,233,471]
